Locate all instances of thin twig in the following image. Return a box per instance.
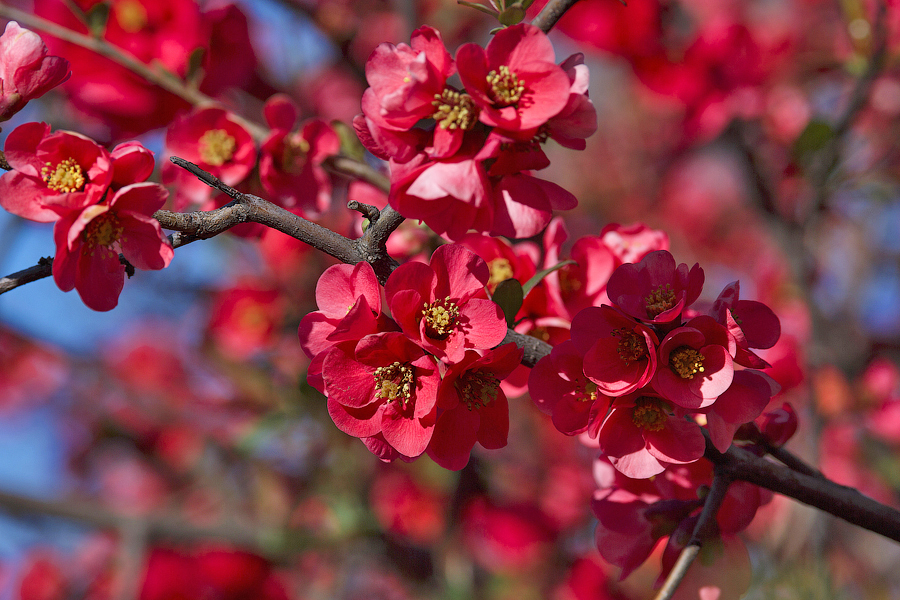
[653,472,732,600]
[531,0,581,33]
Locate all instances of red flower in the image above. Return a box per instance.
[52,183,174,311]
[709,280,781,368]
[259,94,340,214]
[0,21,70,122]
[701,369,779,452]
[0,122,112,222]
[529,340,609,435]
[322,333,440,460]
[652,315,735,410]
[457,23,571,133]
[384,244,507,363]
[162,107,256,210]
[363,25,454,131]
[606,250,705,325]
[571,305,659,397]
[595,391,706,478]
[427,343,523,470]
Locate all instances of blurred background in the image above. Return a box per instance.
[0,0,899,598]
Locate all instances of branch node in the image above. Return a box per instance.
[348,200,381,222]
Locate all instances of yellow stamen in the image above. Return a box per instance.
[199,129,237,167]
[432,89,478,130]
[669,346,705,380]
[373,361,415,406]
[41,158,86,193]
[632,396,668,432]
[422,297,460,340]
[486,65,525,106]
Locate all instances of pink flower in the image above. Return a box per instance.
[162,107,256,210]
[595,391,706,478]
[427,343,523,470]
[457,23,571,133]
[321,332,440,460]
[363,25,454,131]
[652,315,735,409]
[529,340,609,435]
[110,141,156,189]
[571,305,659,397]
[52,183,174,311]
[0,21,70,121]
[259,94,340,214]
[0,122,112,222]
[700,369,779,452]
[384,244,507,363]
[709,281,781,368]
[606,250,704,325]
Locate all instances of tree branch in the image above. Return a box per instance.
[654,471,732,600]
[531,0,581,33]
[705,438,900,543]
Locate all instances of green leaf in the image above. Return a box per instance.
[333,121,366,161]
[492,278,524,328]
[498,4,526,26]
[792,119,835,166]
[84,2,111,37]
[522,259,576,297]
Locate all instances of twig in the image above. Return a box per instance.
[0,488,265,549]
[653,472,732,600]
[0,4,267,140]
[0,257,53,294]
[531,0,581,33]
[705,436,900,543]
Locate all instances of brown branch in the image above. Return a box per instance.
[654,472,732,600]
[705,437,900,543]
[0,4,267,140]
[0,257,53,294]
[531,0,581,33]
[0,488,266,549]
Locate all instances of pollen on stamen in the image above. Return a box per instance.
[422,297,460,340]
[669,346,705,380]
[632,396,668,432]
[42,158,86,193]
[199,129,237,167]
[457,369,500,411]
[486,65,525,107]
[488,258,514,289]
[644,284,677,319]
[373,361,415,406]
[611,327,648,365]
[432,89,478,130]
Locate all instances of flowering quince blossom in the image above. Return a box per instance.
[0,122,113,222]
[427,343,523,470]
[162,107,256,210]
[700,369,780,452]
[0,22,70,122]
[384,244,507,363]
[298,261,398,391]
[571,305,659,397]
[457,24,571,133]
[355,23,594,240]
[595,390,706,478]
[652,315,735,410]
[259,94,340,214]
[529,340,609,436]
[321,332,440,461]
[606,250,704,325]
[52,182,174,311]
[709,280,781,368]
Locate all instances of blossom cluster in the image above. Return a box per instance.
[354,23,597,240]
[529,249,783,479]
[298,244,522,470]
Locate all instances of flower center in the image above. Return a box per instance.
[115,0,149,33]
[576,379,599,403]
[632,396,668,432]
[199,129,237,166]
[612,327,648,365]
[644,284,676,319]
[432,89,478,130]
[422,297,460,340]
[456,369,500,410]
[373,361,415,406]
[84,211,123,249]
[488,257,514,289]
[42,158,86,193]
[669,346,705,379]
[486,65,524,107]
[281,136,310,174]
